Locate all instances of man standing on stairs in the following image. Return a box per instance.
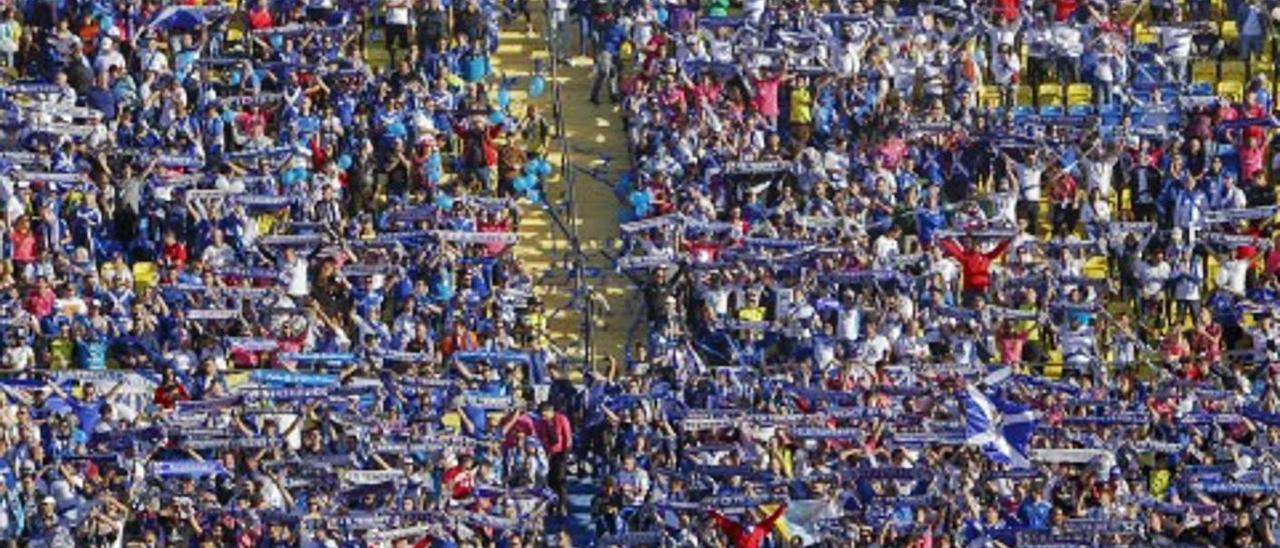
[417,0,451,54]
[384,0,414,63]
[535,401,573,516]
[590,18,624,104]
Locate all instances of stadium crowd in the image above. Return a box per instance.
[4,0,1280,544]
[605,0,1280,545]
[0,0,585,546]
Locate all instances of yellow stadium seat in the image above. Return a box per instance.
[1221,21,1239,44]
[1222,60,1247,81]
[1135,26,1158,45]
[1016,84,1034,106]
[1037,83,1064,107]
[1066,83,1092,106]
[980,85,1003,108]
[1218,80,1244,101]
[132,261,158,292]
[1192,59,1218,82]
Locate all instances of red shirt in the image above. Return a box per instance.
[709,504,789,548]
[154,383,190,410]
[163,242,188,267]
[534,413,572,455]
[248,8,273,30]
[1240,144,1265,180]
[938,238,1012,292]
[477,220,511,256]
[1050,174,1079,203]
[10,229,37,263]
[994,0,1019,21]
[24,289,55,318]
[442,465,474,499]
[1053,0,1077,21]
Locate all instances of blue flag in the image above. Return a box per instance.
[962,384,1037,468]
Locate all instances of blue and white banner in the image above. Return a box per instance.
[382,351,433,363]
[843,467,934,480]
[183,437,277,450]
[252,23,358,37]
[259,234,326,246]
[277,352,357,364]
[433,230,518,245]
[13,171,84,183]
[620,214,683,233]
[251,369,339,387]
[464,394,516,410]
[186,309,239,321]
[721,160,792,175]
[1206,205,1279,223]
[1060,413,1148,426]
[962,385,1037,468]
[223,146,294,162]
[1063,519,1141,534]
[454,350,533,364]
[244,387,332,402]
[618,255,677,270]
[343,470,405,485]
[220,93,285,107]
[1195,482,1280,495]
[599,532,664,546]
[226,337,279,351]
[176,396,242,413]
[151,461,228,477]
[1204,232,1270,247]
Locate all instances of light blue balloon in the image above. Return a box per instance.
[230,71,242,86]
[436,194,454,209]
[489,111,504,124]
[523,163,538,177]
[656,7,668,24]
[498,87,510,108]
[270,34,284,49]
[281,170,297,186]
[387,122,406,138]
[630,190,652,215]
[337,154,352,170]
[222,109,235,124]
[526,189,541,203]
[535,159,552,176]
[513,175,533,192]
[529,75,545,98]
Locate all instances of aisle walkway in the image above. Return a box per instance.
[490,20,632,370]
[487,16,627,545]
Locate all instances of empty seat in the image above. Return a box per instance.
[1218,80,1244,101]
[1037,83,1064,107]
[1066,83,1093,106]
[1068,104,1095,117]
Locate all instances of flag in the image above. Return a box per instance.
[961,384,1037,468]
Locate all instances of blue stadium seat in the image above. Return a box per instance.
[1039,105,1065,118]
[1068,104,1094,117]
